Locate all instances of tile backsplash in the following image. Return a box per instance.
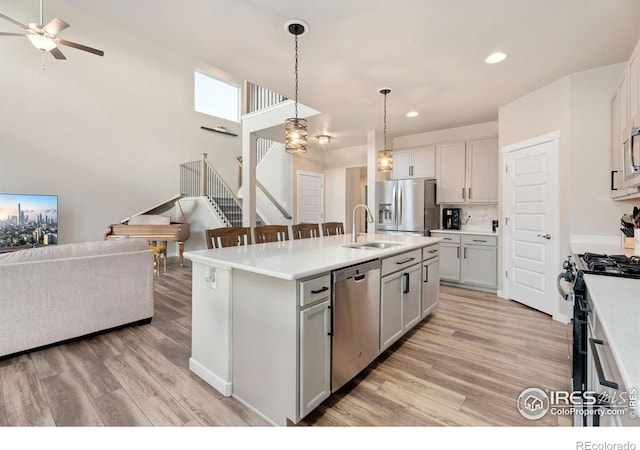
[441,204,499,232]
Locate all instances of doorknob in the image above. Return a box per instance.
[537,233,552,240]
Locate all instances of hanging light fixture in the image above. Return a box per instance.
[377,88,393,172]
[284,19,308,154]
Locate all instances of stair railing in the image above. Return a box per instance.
[180,153,243,226]
[236,156,292,220]
[246,81,288,113]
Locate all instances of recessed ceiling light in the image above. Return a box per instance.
[406,111,419,118]
[485,52,507,64]
[316,135,331,145]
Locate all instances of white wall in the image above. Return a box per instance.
[394,121,499,149]
[0,0,242,245]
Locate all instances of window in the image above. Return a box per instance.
[194,71,240,122]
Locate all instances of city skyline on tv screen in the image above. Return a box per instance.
[0,193,58,250]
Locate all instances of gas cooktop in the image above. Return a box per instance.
[577,253,640,278]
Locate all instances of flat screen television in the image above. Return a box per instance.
[0,193,58,252]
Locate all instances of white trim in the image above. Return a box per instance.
[189,357,233,397]
[501,130,560,154]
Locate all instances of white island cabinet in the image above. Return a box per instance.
[185,234,440,426]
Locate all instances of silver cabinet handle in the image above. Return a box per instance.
[468,187,471,200]
[462,187,465,200]
[537,233,552,240]
[456,246,460,259]
[463,247,467,259]
[396,257,416,265]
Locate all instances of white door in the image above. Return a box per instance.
[503,132,559,316]
[297,171,324,223]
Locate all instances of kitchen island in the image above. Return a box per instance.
[184,233,440,425]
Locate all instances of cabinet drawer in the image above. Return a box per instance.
[299,274,331,307]
[422,245,439,261]
[431,233,460,243]
[461,235,497,246]
[382,249,422,276]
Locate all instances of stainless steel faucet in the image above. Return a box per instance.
[352,204,374,243]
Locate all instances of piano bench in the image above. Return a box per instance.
[148,245,167,273]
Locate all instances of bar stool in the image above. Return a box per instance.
[148,242,167,273]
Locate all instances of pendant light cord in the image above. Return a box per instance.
[294,33,299,119]
[383,91,387,150]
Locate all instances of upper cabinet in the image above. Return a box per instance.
[436,139,499,204]
[611,40,640,200]
[391,147,436,179]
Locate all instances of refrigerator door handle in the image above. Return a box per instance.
[398,186,403,225]
[392,184,397,226]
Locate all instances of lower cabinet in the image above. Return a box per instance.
[380,262,422,351]
[299,299,331,418]
[298,275,331,419]
[422,255,440,318]
[432,232,497,290]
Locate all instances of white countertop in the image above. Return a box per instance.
[430,229,498,236]
[185,234,440,280]
[582,274,640,410]
[570,241,640,412]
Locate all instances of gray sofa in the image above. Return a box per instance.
[0,239,154,358]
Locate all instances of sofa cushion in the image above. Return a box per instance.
[0,239,150,265]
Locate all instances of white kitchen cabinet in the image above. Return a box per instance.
[436,142,466,203]
[298,274,331,419]
[628,42,639,123]
[611,92,622,198]
[391,147,436,179]
[380,254,422,351]
[431,232,497,291]
[436,139,498,204]
[421,245,440,318]
[299,299,331,419]
[461,238,497,288]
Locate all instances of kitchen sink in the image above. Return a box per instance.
[343,241,402,250]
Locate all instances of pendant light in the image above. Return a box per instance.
[284,20,308,154]
[377,88,393,172]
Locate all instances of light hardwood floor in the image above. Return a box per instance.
[0,257,572,427]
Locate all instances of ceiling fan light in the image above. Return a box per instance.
[27,34,56,51]
[285,118,308,154]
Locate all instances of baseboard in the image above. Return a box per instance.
[189,357,232,397]
[497,289,506,299]
[440,280,497,294]
[552,312,570,324]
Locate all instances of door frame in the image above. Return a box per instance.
[296,170,325,224]
[501,131,562,321]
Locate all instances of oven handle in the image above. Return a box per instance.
[589,338,619,390]
[574,318,588,355]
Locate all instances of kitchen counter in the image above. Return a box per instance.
[570,241,640,415]
[581,274,640,413]
[430,228,498,236]
[185,233,440,280]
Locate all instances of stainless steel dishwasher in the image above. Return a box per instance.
[331,259,381,392]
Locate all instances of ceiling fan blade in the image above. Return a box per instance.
[57,38,104,56]
[50,46,66,60]
[0,12,29,30]
[43,17,69,35]
[0,32,27,36]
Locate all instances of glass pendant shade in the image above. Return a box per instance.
[377,88,393,172]
[285,117,308,154]
[377,149,393,172]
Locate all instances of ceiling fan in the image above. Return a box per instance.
[0,0,104,62]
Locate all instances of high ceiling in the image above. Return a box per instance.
[6,0,640,149]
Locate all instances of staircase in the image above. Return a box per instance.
[209,196,263,227]
[180,155,265,227]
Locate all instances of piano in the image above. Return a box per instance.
[104,194,191,266]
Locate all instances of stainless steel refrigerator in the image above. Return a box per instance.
[375,178,439,235]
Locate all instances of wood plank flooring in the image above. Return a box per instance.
[0,257,572,427]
